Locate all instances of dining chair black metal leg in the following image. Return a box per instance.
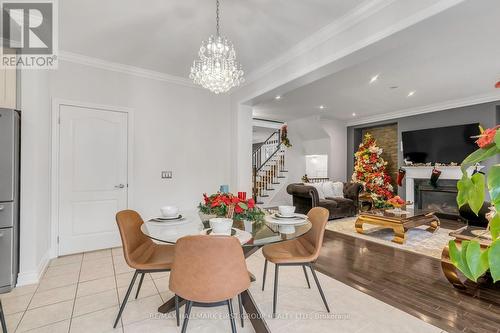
[0,299,7,333]
[114,270,139,328]
[309,264,330,312]
[272,264,279,318]
[135,272,145,299]
[227,299,237,333]
[181,300,193,333]
[262,259,268,291]
[237,294,244,327]
[302,265,311,289]
[175,295,180,327]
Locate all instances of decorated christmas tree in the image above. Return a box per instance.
[352,133,394,204]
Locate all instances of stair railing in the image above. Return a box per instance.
[252,129,283,200]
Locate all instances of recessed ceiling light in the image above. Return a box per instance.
[275,95,281,100]
[369,74,379,84]
[352,112,356,117]
[319,105,325,110]
[407,91,416,97]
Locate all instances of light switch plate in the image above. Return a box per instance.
[161,171,173,179]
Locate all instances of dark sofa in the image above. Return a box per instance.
[286,182,363,220]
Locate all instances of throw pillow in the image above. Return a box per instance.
[322,181,335,198]
[331,182,344,198]
[307,182,325,199]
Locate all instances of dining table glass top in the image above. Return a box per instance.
[140,210,312,247]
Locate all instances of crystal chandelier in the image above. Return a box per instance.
[189,0,244,94]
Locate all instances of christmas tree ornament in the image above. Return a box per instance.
[352,133,394,206]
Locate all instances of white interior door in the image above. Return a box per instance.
[58,104,128,255]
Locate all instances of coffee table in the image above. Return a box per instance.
[355,208,440,244]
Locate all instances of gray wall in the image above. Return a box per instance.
[347,101,500,198]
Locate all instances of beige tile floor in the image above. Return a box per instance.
[0,248,447,333]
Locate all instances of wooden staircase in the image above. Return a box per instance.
[252,130,288,205]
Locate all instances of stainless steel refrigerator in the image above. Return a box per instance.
[0,108,20,293]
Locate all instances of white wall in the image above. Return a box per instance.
[18,60,232,284]
[18,70,52,285]
[322,118,347,182]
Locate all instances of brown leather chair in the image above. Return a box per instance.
[169,235,250,333]
[0,299,7,333]
[262,207,330,317]
[113,210,175,328]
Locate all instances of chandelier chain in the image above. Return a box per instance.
[216,0,220,36]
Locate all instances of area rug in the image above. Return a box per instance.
[326,216,458,259]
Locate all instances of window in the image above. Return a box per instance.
[305,155,328,178]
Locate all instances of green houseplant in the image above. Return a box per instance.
[449,125,500,282]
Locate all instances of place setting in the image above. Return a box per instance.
[199,217,253,245]
[264,206,309,234]
[149,206,188,225]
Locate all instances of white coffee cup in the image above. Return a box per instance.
[278,206,296,217]
[209,218,233,235]
[160,206,179,218]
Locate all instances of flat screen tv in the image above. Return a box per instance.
[402,123,479,165]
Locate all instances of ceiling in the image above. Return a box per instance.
[60,0,366,77]
[252,0,500,122]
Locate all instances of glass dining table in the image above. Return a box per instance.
[140,210,312,333]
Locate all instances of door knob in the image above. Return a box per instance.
[115,184,125,189]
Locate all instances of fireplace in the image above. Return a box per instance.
[414,179,459,219]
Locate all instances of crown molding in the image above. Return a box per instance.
[346,92,500,127]
[242,0,396,86]
[58,51,198,88]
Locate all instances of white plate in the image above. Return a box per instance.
[148,218,188,226]
[274,213,302,219]
[199,228,253,245]
[265,214,308,225]
[155,214,183,221]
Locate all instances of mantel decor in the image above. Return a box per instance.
[448,125,500,283]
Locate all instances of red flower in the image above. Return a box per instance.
[234,204,243,214]
[247,198,255,209]
[476,126,499,148]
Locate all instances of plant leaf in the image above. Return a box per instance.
[495,129,500,150]
[489,239,500,282]
[469,173,485,215]
[465,241,489,281]
[456,174,471,209]
[448,240,475,281]
[488,165,500,211]
[461,145,500,172]
[490,213,500,240]
[456,173,485,215]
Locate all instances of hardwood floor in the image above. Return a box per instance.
[316,225,500,333]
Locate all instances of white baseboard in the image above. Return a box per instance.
[16,250,50,286]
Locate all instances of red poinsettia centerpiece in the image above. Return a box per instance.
[198,192,264,222]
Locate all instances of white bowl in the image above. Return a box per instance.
[278,206,296,217]
[160,206,179,218]
[209,218,233,235]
